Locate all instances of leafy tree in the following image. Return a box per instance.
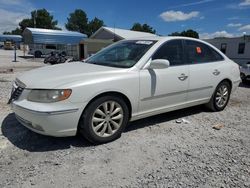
[31,9,59,30]
[65,9,88,34]
[87,17,104,37]
[182,29,199,38]
[65,9,105,37]
[3,28,22,35]
[3,8,60,34]
[131,23,156,34]
[19,18,33,31]
[168,32,181,36]
[169,29,199,39]
[3,31,10,35]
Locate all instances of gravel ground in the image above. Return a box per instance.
[0,52,249,187]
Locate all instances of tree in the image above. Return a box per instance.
[3,8,60,35]
[131,23,156,34]
[169,29,199,39]
[65,9,88,34]
[19,9,60,31]
[182,29,199,38]
[65,9,105,37]
[87,17,104,37]
[3,28,22,35]
[19,18,33,31]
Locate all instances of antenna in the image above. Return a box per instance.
[34,10,37,28]
[113,23,116,42]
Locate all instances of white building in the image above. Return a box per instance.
[206,35,250,65]
[90,26,157,41]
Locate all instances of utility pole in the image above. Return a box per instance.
[34,10,37,28]
[12,43,18,62]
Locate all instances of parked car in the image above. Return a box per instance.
[4,41,14,50]
[240,62,250,84]
[9,37,241,143]
[28,44,67,58]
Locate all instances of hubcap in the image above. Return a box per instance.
[215,85,229,108]
[91,101,124,137]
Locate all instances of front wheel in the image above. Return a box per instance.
[206,81,231,111]
[79,96,129,144]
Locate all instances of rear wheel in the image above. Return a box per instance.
[79,95,129,144]
[206,81,231,111]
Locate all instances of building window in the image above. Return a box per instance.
[221,43,227,54]
[238,43,245,54]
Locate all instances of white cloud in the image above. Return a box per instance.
[160,11,200,22]
[239,0,250,6]
[0,0,34,34]
[227,23,242,27]
[0,8,29,33]
[238,24,250,31]
[200,31,235,39]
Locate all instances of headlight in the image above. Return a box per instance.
[27,89,72,103]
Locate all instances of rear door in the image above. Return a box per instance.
[184,40,226,102]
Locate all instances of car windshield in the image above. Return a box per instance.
[85,40,156,68]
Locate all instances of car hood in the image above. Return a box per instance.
[17,62,128,89]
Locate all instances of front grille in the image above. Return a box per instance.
[12,87,24,100]
[8,79,26,104]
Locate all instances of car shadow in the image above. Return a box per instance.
[239,82,250,88]
[2,105,206,152]
[18,55,34,59]
[126,105,205,132]
[1,113,92,152]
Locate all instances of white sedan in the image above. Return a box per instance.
[9,37,241,143]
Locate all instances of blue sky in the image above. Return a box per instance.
[0,0,250,38]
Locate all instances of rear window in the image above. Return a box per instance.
[185,40,224,64]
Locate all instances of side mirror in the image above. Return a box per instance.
[148,59,170,69]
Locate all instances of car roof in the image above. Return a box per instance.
[123,36,205,43]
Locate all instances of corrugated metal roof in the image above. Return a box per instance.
[0,35,22,42]
[25,28,87,44]
[91,27,157,39]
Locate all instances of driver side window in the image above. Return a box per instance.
[152,40,184,66]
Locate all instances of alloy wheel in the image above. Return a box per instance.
[91,101,124,137]
[215,85,229,108]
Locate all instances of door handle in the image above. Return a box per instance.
[178,74,188,81]
[213,69,220,76]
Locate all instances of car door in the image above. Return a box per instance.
[139,39,189,115]
[184,40,226,102]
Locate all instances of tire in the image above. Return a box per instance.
[34,51,42,58]
[79,95,129,144]
[206,81,231,111]
[44,58,48,64]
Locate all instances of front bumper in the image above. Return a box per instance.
[12,101,85,137]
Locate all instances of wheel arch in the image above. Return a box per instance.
[77,91,132,131]
[219,78,232,90]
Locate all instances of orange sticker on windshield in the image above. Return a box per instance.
[196,47,202,54]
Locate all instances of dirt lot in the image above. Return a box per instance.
[0,49,249,188]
